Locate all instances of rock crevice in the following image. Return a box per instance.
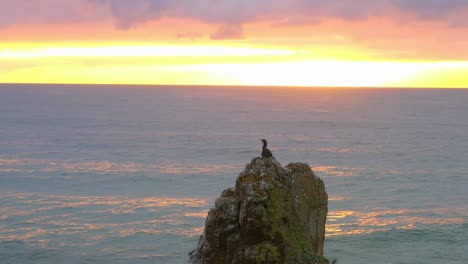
[189,157,329,264]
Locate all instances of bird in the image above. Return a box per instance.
[259,139,273,158]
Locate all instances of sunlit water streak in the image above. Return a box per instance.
[1,84,467,264]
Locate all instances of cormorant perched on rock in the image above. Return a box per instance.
[259,139,273,158]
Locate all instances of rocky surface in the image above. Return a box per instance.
[189,157,329,264]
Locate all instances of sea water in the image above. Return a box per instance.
[0,84,467,264]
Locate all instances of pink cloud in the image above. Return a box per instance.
[210,24,243,40]
[1,0,468,40]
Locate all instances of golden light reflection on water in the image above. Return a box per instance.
[0,158,237,175]
[0,192,211,243]
[183,211,209,218]
[328,197,349,201]
[172,227,205,237]
[312,166,361,177]
[0,228,49,241]
[0,189,466,247]
[326,208,466,237]
[0,193,209,217]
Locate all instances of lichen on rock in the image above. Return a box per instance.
[189,157,329,264]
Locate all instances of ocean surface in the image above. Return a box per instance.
[0,84,467,264]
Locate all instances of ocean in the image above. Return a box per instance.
[0,84,467,264]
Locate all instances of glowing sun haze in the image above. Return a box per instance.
[1,0,468,87]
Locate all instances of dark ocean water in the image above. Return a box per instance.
[0,84,467,264]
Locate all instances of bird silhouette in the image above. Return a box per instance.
[259,139,273,158]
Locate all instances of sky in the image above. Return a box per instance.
[1,0,468,87]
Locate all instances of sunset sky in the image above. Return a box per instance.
[1,0,468,87]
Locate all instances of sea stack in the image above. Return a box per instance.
[189,157,329,264]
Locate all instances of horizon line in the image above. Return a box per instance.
[1,82,467,90]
